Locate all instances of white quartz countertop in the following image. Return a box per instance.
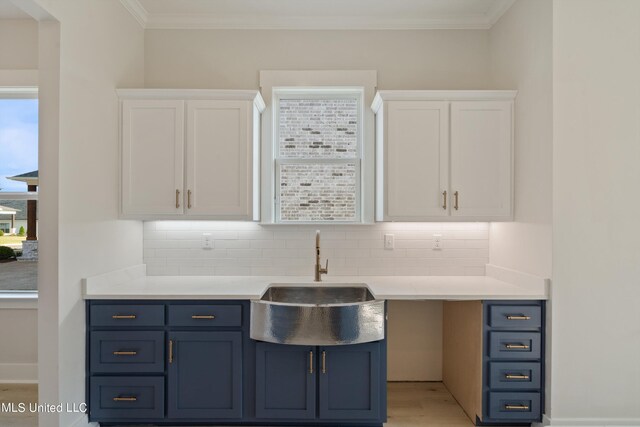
[83,265,549,300]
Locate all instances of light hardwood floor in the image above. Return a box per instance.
[0,384,38,427]
[0,382,481,427]
[387,382,478,427]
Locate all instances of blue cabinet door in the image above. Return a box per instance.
[318,342,381,420]
[167,331,242,419]
[255,342,316,419]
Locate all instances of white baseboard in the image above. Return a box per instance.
[544,417,640,426]
[0,363,38,383]
[66,413,94,427]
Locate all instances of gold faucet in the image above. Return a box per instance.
[314,230,329,282]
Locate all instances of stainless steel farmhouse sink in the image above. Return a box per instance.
[250,284,385,346]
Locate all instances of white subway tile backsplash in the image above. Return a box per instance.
[143,222,489,276]
[250,240,287,249]
[215,266,252,276]
[237,230,274,240]
[190,249,227,259]
[226,249,263,258]
[357,239,384,249]
[214,240,251,249]
[395,239,435,249]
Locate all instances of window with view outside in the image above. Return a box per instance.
[0,98,39,292]
[0,99,38,193]
[276,95,361,222]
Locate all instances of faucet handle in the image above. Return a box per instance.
[319,259,329,275]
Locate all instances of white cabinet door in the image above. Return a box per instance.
[185,100,252,218]
[121,100,185,215]
[450,101,512,218]
[384,101,449,220]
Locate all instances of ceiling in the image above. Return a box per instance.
[121,0,515,30]
[0,0,32,19]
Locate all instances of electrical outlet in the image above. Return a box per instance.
[202,233,212,249]
[384,234,394,250]
[432,234,442,250]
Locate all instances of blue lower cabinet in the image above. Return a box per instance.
[89,376,164,420]
[255,342,316,419]
[481,301,545,425]
[487,392,542,421]
[90,331,164,374]
[488,331,541,360]
[488,362,541,390]
[87,300,387,426]
[167,331,242,419]
[255,341,384,423]
[319,342,381,420]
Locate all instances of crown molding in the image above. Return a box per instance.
[486,0,517,27]
[146,14,496,30]
[371,90,517,112]
[115,89,266,111]
[119,0,148,28]
[120,0,516,31]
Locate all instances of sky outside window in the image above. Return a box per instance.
[0,99,38,192]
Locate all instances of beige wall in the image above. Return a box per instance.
[551,0,640,423]
[488,0,553,279]
[0,308,37,382]
[0,19,38,70]
[145,29,490,90]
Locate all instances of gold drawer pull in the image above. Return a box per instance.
[507,315,531,320]
[505,374,530,380]
[309,351,313,374]
[322,351,326,374]
[113,351,137,356]
[505,344,530,349]
[112,315,136,319]
[191,315,215,319]
[505,404,529,410]
[442,190,447,210]
[113,397,137,402]
[169,339,174,364]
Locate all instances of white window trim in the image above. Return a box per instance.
[274,88,363,223]
[259,70,377,224]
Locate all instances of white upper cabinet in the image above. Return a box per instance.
[121,99,185,216]
[450,101,512,218]
[372,91,515,222]
[186,100,250,217]
[119,90,265,220]
[383,101,450,220]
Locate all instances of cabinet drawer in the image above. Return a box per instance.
[489,305,541,329]
[89,376,164,420]
[487,392,541,421]
[488,332,541,359]
[168,304,241,327]
[90,331,164,373]
[489,362,541,390]
[90,304,165,327]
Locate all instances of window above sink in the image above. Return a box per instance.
[259,70,378,225]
